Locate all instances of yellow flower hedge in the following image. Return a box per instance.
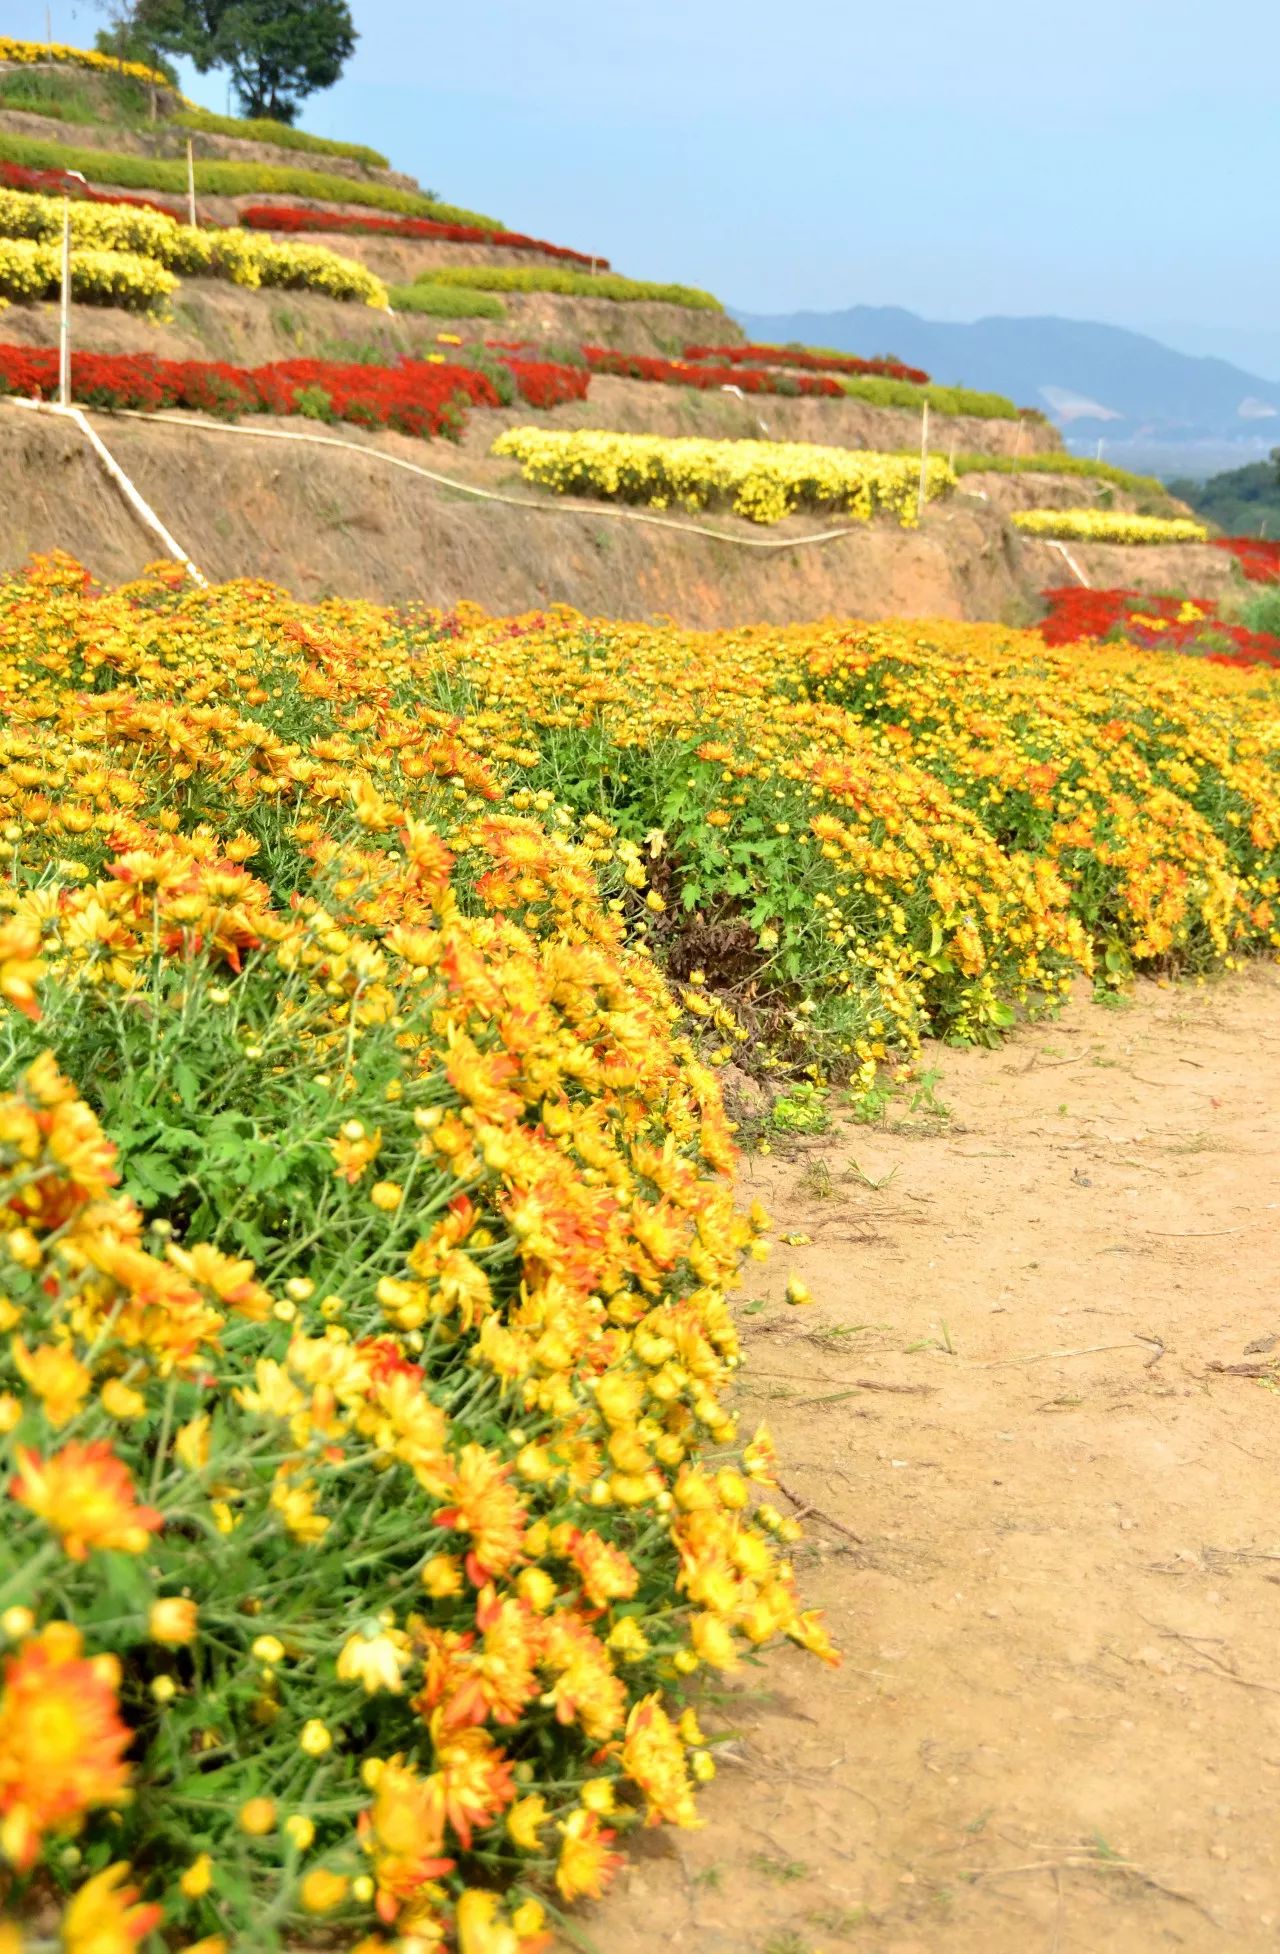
[0,555,830,1953]
[1012,508,1209,545]
[0,34,174,91]
[411,606,1280,1074]
[0,187,388,306]
[492,427,956,526]
[0,236,175,310]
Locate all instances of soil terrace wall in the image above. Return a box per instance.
[0,408,1044,625]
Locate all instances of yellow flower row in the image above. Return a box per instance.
[492,426,957,525]
[0,187,389,306]
[0,552,831,1952]
[0,236,175,310]
[0,34,175,91]
[1012,508,1209,545]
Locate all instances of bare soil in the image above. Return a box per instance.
[0,408,1041,626]
[1016,537,1239,601]
[957,472,1193,519]
[584,967,1280,1954]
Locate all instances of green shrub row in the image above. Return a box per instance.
[171,106,389,171]
[388,281,505,318]
[0,132,498,229]
[421,264,723,310]
[950,450,1171,499]
[838,373,1021,419]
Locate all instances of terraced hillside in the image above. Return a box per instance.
[0,40,1219,619]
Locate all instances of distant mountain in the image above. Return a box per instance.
[733,304,1280,479]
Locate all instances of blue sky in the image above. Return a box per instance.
[16,0,1280,373]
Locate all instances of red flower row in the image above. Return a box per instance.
[581,346,841,396]
[1212,536,1280,583]
[0,159,185,221]
[0,345,587,438]
[683,342,931,385]
[0,165,602,267]
[1040,586,1280,669]
[238,204,608,269]
[501,358,589,407]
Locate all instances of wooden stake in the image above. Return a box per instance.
[186,138,197,229]
[58,198,71,408]
[917,399,930,522]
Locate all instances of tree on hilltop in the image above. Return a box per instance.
[130,0,358,124]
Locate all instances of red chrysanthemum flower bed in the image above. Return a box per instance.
[501,358,590,407]
[0,344,587,438]
[1040,585,1280,669]
[581,346,841,397]
[0,159,187,221]
[238,203,607,269]
[683,342,931,385]
[1212,536,1280,583]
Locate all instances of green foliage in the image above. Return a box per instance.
[172,104,388,168]
[291,382,335,420]
[0,131,499,229]
[1241,584,1280,634]
[0,69,85,122]
[388,281,506,319]
[950,450,1171,498]
[93,17,181,85]
[149,0,356,124]
[422,265,723,310]
[838,373,1022,419]
[1170,451,1280,539]
[769,1083,830,1134]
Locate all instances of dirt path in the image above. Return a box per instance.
[586,967,1280,1954]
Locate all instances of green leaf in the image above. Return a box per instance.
[173,1060,202,1110]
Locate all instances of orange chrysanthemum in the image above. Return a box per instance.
[435,1444,527,1586]
[0,1621,132,1870]
[554,1806,622,1902]
[60,1862,161,1953]
[9,1440,163,1560]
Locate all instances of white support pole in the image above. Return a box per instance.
[917,399,930,522]
[58,198,71,409]
[186,138,197,229]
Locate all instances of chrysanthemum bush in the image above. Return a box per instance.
[0,556,836,1951]
[419,603,1280,1073]
[5,559,1280,1949]
[0,237,176,311]
[1012,508,1209,545]
[491,427,956,525]
[0,35,173,90]
[0,187,387,306]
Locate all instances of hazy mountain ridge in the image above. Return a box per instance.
[734,304,1280,478]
